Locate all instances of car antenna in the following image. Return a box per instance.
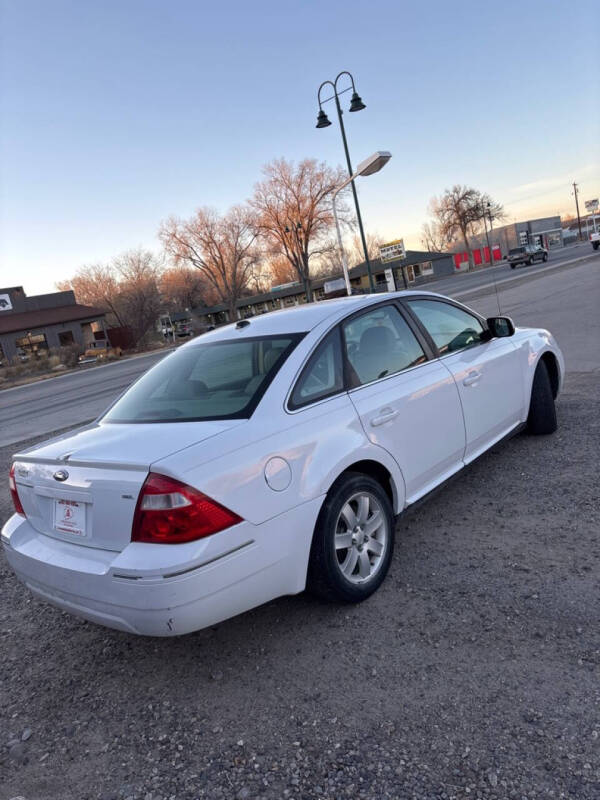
[493,271,502,316]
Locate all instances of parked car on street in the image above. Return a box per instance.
[4,291,564,636]
[508,244,548,268]
[590,231,599,251]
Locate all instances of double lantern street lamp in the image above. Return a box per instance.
[316,71,389,293]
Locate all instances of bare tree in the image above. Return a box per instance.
[160,206,259,321]
[112,249,163,344]
[420,220,454,253]
[251,158,347,301]
[265,253,298,288]
[316,230,383,278]
[58,249,163,345]
[428,185,504,267]
[347,231,383,266]
[57,264,125,326]
[160,266,216,311]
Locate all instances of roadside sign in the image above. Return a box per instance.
[384,268,395,292]
[324,278,347,295]
[379,238,406,263]
[585,199,599,213]
[0,293,13,311]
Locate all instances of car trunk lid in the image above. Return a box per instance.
[12,420,245,551]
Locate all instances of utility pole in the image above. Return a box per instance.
[572,182,582,241]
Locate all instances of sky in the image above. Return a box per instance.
[1,0,599,295]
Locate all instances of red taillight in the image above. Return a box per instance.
[131,472,242,544]
[9,463,25,516]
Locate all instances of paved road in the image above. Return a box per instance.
[0,246,597,449]
[1,253,599,800]
[0,350,168,448]
[421,241,593,296]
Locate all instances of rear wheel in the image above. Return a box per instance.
[527,360,557,435]
[543,253,548,262]
[527,257,533,265]
[510,263,516,269]
[307,472,394,603]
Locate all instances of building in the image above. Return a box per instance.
[193,249,455,327]
[0,285,106,363]
[469,215,564,257]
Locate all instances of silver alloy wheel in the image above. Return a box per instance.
[334,491,389,584]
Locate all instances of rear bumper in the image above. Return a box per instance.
[1,497,322,636]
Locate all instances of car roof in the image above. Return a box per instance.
[188,290,448,342]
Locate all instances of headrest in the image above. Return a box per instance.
[359,325,395,354]
[264,347,282,372]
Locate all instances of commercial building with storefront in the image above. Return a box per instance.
[469,215,564,257]
[192,250,454,327]
[0,285,106,363]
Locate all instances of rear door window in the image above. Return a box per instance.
[289,329,344,409]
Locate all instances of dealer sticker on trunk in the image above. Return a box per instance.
[54,498,87,537]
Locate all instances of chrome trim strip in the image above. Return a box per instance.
[112,539,255,581]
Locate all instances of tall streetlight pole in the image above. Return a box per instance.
[316,71,376,292]
[332,151,392,295]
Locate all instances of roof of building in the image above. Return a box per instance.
[193,250,450,316]
[0,303,105,335]
[187,289,445,341]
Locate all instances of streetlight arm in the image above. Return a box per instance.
[317,79,336,108]
[334,70,356,92]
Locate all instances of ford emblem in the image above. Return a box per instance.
[53,469,69,482]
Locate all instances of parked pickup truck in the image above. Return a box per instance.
[507,244,548,268]
[591,231,600,251]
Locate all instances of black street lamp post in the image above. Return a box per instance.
[316,71,375,292]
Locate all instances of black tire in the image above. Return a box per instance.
[527,360,557,435]
[307,472,395,603]
[527,257,533,265]
[543,253,548,262]
[593,242,599,251]
[510,263,516,269]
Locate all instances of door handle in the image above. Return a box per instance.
[370,408,399,427]
[463,370,482,387]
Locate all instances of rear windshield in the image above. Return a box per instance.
[509,247,525,255]
[103,334,303,423]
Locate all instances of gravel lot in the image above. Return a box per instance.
[1,267,599,800]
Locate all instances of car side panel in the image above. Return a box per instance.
[510,328,565,417]
[153,393,407,526]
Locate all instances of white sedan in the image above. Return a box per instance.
[3,291,564,636]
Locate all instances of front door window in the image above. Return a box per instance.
[405,299,484,355]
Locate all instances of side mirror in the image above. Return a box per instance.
[486,316,515,338]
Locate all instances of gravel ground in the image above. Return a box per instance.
[1,367,599,800]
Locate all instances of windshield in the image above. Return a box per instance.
[509,247,525,255]
[104,334,303,423]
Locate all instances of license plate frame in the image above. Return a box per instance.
[53,498,87,538]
